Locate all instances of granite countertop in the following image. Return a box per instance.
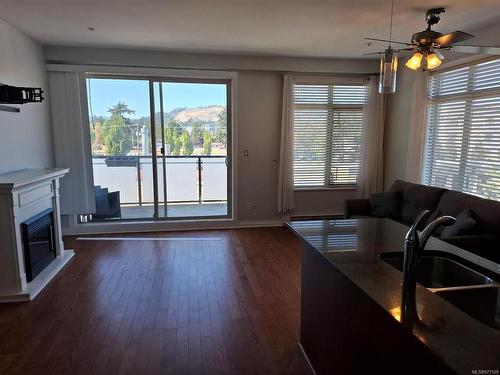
[287,218,500,374]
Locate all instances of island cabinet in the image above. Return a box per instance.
[300,242,456,375]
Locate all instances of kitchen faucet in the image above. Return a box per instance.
[401,209,456,329]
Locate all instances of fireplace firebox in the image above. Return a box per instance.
[21,208,56,282]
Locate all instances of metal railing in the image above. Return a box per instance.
[92,155,227,206]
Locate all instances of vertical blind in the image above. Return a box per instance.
[423,58,500,200]
[293,83,366,187]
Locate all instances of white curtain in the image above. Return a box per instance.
[356,76,386,198]
[278,73,295,213]
[406,70,429,183]
[48,71,95,215]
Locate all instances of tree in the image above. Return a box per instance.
[165,120,182,155]
[103,116,132,155]
[101,102,135,156]
[90,121,104,155]
[90,124,96,151]
[181,130,193,155]
[164,128,179,155]
[167,119,182,136]
[214,108,227,148]
[190,121,204,147]
[203,130,212,155]
[108,102,135,117]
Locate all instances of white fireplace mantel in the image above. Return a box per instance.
[0,168,73,302]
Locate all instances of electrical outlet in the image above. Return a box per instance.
[246,201,253,210]
[243,149,249,157]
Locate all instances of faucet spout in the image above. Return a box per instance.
[404,209,431,246]
[401,210,455,329]
[419,215,456,251]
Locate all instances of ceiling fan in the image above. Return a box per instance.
[366,7,500,71]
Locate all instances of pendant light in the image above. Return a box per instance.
[379,47,398,93]
[379,0,398,94]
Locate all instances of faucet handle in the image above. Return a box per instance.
[405,209,431,242]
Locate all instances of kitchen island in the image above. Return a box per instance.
[287,218,500,375]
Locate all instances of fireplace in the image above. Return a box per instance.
[21,208,56,282]
[0,168,72,302]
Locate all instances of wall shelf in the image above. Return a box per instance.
[0,104,20,113]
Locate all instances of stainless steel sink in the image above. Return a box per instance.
[381,251,499,330]
[380,253,493,289]
[435,287,500,330]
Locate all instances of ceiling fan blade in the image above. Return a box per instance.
[363,52,384,56]
[434,31,474,47]
[449,45,500,55]
[364,37,411,46]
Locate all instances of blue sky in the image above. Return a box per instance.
[87,78,226,118]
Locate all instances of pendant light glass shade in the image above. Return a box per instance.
[405,52,424,70]
[379,47,398,93]
[426,51,444,69]
[404,50,443,71]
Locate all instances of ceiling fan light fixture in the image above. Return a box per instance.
[405,52,424,70]
[426,50,444,69]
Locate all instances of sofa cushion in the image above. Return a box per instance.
[389,180,447,225]
[441,234,499,260]
[430,190,500,234]
[441,209,477,237]
[369,191,401,220]
[344,199,371,219]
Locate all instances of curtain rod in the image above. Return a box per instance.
[46,60,377,76]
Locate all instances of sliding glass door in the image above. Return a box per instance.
[153,81,230,219]
[85,75,231,221]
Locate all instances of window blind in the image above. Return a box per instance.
[293,83,366,188]
[423,58,500,200]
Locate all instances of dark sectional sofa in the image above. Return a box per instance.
[344,180,500,261]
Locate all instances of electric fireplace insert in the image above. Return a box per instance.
[21,208,56,282]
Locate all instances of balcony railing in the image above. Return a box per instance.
[92,155,227,206]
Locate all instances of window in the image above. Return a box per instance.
[293,81,366,188]
[83,76,231,221]
[423,58,500,200]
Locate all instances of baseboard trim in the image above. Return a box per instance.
[290,211,343,219]
[63,218,285,236]
[237,219,283,228]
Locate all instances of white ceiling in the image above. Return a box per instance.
[1,0,500,58]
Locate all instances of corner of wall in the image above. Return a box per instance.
[0,19,54,175]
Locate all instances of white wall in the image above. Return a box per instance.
[44,46,379,222]
[237,71,282,221]
[0,19,53,174]
[44,46,378,74]
[383,67,415,189]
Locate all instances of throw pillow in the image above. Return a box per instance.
[441,209,477,237]
[369,191,401,219]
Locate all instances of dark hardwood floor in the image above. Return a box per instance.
[0,227,311,375]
